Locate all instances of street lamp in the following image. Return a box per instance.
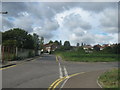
[0,11,8,14]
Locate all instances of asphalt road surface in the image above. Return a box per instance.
[2,54,118,89]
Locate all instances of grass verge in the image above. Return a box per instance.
[55,51,118,62]
[98,68,119,88]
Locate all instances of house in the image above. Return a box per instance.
[83,45,93,53]
[43,43,58,53]
[93,44,110,51]
[100,44,110,50]
[83,45,93,50]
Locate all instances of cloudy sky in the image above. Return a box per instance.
[1,2,119,46]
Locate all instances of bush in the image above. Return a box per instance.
[28,51,34,57]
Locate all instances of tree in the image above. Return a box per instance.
[103,46,112,53]
[60,40,62,46]
[111,44,120,54]
[81,43,84,46]
[77,43,79,47]
[63,41,71,50]
[49,40,53,44]
[54,40,60,46]
[33,33,40,55]
[77,47,85,53]
[23,34,34,49]
[39,37,44,50]
[93,45,100,51]
[2,28,34,49]
[3,40,17,47]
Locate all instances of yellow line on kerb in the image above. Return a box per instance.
[0,65,17,70]
[48,72,85,90]
[0,59,36,70]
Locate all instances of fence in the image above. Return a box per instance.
[1,46,36,63]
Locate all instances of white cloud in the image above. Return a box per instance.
[32,19,59,43]
[99,8,118,33]
[2,2,118,45]
[13,15,35,32]
[43,19,59,31]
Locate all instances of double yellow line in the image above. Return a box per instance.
[48,56,85,90]
[48,72,85,90]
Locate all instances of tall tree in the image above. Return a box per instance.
[2,28,34,49]
[39,37,44,50]
[54,40,60,45]
[60,40,62,46]
[49,40,53,44]
[64,41,71,50]
[77,43,79,47]
[33,33,40,55]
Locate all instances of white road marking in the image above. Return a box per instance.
[60,66,69,89]
[59,62,63,78]
[97,76,102,88]
[63,66,69,77]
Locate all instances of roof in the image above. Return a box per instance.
[83,45,93,48]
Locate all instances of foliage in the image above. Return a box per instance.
[33,33,40,55]
[76,43,80,47]
[28,51,34,57]
[3,40,17,47]
[2,28,41,50]
[100,44,120,54]
[2,28,34,49]
[63,41,71,50]
[39,37,44,50]
[77,47,85,53]
[60,40,62,46]
[98,68,119,88]
[49,40,54,44]
[93,45,100,51]
[54,40,60,46]
[55,50,118,62]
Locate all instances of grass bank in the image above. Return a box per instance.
[55,51,118,62]
[98,68,119,88]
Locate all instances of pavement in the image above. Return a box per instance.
[1,54,118,89]
[0,56,40,68]
[62,70,105,88]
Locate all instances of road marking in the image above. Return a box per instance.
[0,58,37,70]
[97,76,102,88]
[48,72,85,90]
[0,65,17,70]
[63,66,69,77]
[60,76,69,89]
[52,77,66,90]
[60,66,70,88]
[59,62,63,78]
[48,78,61,90]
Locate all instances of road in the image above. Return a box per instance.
[2,54,118,89]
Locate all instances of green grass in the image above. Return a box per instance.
[98,68,119,88]
[55,51,118,62]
